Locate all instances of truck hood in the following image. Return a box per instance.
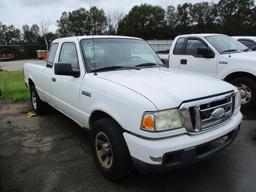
[97,68,235,110]
[228,51,256,62]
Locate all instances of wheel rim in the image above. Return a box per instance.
[31,91,37,110]
[95,132,113,169]
[236,83,252,105]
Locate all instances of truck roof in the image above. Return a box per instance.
[176,33,223,38]
[232,36,256,39]
[52,35,142,43]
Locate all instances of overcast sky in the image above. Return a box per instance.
[0,0,218,32]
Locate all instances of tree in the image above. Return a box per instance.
[67,8,91,36]
[57,7,108,36]
[89,6,108,35]
[43,32,58,46]
[57,12,70,37]
[189,2,218,33]
[106,15,116,35]
[217,0,255,35]
[166,5,177,27]
[0,22,20,45]
[117,4,166,39]
[109,11,124,33]
[39,20,50,36]
[165,5,177,39]
[23,24,40,44]
[250,6,256,33]
[174,3,193,35]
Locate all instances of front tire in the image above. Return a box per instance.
[30,85,46,115]
[228,77,256,108]
[90,118,132,181]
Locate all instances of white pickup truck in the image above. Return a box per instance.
[24,36,242,180]
[232,36,256,51]
[167,34,256,108]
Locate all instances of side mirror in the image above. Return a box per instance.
[160,58,165,63]
[197,47,215,58]
[54,63,80,77]
[161,58,169,67]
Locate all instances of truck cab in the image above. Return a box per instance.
[168,34,256,108]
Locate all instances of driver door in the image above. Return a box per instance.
[179,37,217,77]
[53,41,84,124]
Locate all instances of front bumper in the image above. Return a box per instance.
[123,112,242,172]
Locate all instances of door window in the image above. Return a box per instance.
[185,39,208,57]
[173,38,186,55]
[58,42,79,70]
[47,43,58,67]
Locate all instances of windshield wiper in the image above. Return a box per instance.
[91,66,139,72]
[221,49,238,54]
[135,63,166,68]
[242,48,251,52]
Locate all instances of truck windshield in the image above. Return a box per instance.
[80,38,163,72]
[205,35,250,54]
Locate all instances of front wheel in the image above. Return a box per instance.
[90,118,133,181]
[228,77,256,108]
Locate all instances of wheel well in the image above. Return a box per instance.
[28,79,35,87]
[89,110,121,130]
[224,72,256,82]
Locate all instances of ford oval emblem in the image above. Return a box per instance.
[211,108,225,119]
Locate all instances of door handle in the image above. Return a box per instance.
[180,59,187,65]
[51,77,56,82]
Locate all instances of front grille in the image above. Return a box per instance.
[200,95,234,130]
[181,92,235,133]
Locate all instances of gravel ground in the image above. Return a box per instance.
[0,102,256,192]
[0,60,45,71]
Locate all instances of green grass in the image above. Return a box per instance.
[0,70,29,102]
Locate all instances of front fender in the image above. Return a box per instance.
[218,68,256,80]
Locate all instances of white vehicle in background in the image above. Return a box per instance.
[24,35,242,180]
[167,33,256,108]
[156,49,169,66]
[232,36,256,51]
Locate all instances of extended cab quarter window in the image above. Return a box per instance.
[58,42,79,70]
[47,43,58,67]
[173,37,185,55]
[185,39,208,57]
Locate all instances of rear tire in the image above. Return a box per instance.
[30,85,46,115]
[228,77,256,109]
[90,118,133,181]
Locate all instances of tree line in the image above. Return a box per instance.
[1,0,256,46]
[117,0,256,39]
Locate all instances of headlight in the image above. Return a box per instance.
[141,109,183,132]
[234,92,241,112]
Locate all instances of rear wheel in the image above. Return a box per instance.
[30,85,46,114]
[228,77,256,108]
[90,118,132,181]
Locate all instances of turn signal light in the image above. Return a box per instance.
[141,114,155,131]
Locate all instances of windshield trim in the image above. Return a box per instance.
[79,37,164,73]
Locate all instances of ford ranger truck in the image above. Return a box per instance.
[167,33,256,109]
[24,36,242,180]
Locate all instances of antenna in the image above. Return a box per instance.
[92,38,97,75]
[228,35,231,57]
